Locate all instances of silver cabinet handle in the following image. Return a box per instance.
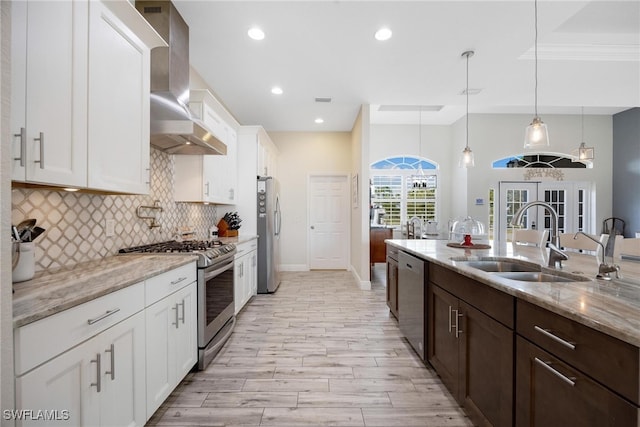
[534,326,576,350]
[534,357,576,387]
[229,188,234,200]
[105,344,115,380]
[453,309,463,338]
[14,127,26,166]
[448,306,453,333]
[310,226,315,230]
[87,308,120,325]
[34,132,44,169]
[205,182,210,196]
[172,303,179,328]
[170,276,188,286]
[90,353,101,393]
[178,300,186,325]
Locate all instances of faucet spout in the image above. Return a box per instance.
[511,201,560,247]
[511,201,567,268]
[574,231,621,280]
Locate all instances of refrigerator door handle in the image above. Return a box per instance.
[275,196,281,236]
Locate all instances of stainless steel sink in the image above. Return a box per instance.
[451,257,590,283]
[492,271,590,283]
[456,260,541,273]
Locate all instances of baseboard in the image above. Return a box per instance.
[279,264,309,272]
[350,267,371,290]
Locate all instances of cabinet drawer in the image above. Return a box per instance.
[14,281,144,376]
[145,262,197,307]
[430,263,514,328]
[516,336,638,426]
[517,299,639,405]
[235,239,257,258]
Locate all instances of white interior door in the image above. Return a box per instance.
[308,175,349,270]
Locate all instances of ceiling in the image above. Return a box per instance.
[173,0,640,131]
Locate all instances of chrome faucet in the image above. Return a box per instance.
[574,232,621,280]
[511,201,568,268]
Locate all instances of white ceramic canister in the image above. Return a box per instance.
[13,242,35,283]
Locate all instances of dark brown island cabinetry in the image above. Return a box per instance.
[516,300,639,426]
[385,244,398,318]
[427,263,515,427]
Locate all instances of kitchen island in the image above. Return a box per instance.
[386,239,640,427]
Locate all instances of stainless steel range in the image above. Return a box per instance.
[119,240,236,369]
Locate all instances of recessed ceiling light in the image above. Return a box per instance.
[315,118,324,124]
[248,27,265,41]
[374,27,392,41]
[271,86,283,95]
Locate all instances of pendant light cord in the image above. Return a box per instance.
[534,0,539,118]
[581,106,584,142]
[466,52,470,149]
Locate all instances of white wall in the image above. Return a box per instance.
[1,0,15,417]
[369,123,454,225]
[269,131,352,270]
[370,113,613,237]
[461,113,613,234]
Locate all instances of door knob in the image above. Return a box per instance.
[310,226,315,229]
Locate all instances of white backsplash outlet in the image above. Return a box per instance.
[11,149,218,272]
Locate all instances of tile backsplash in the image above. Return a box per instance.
[12,149,218,272]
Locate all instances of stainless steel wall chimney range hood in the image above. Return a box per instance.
[135,0,226,155]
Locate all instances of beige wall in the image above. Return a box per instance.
[269,131,352,270]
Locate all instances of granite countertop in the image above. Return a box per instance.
[13,254,197,329]
[219,235,258,245]
[386,239,640,347]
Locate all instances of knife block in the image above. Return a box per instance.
[216,219,238,237]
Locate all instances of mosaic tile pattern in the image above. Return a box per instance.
[11,149,218,271]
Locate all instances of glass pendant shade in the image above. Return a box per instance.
[524,116,549,148]
[577,142,594,161]
[459,146,474,168]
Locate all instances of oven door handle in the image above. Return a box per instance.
[203,258,235,281]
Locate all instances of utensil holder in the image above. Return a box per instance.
[13,242,35,283]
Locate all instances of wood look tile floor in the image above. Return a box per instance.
[147,269,474,427]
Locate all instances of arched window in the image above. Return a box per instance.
[492,153,588,169]
[370,156,439,227]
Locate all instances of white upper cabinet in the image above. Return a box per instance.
[11,0,88,187]
[174,90,237,204]
[87,1,157,194]
[11,0,165,193]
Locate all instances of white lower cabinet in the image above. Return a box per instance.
[13,262,198,426]
[15,310,146,427]
[234,240,257,314]
[145,280,197,419]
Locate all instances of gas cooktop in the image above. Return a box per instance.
[119,240,236,268]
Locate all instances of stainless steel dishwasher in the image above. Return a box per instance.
[398,251,426,360]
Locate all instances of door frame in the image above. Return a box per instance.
[307,173,351,270]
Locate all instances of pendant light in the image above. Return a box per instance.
[524,0,549,149]
[573,107,594,161]
[459,50,475,168]
[412,108,427,187]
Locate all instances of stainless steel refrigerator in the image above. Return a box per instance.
[257,176,281,293]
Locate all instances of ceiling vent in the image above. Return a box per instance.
[315,97,332,103]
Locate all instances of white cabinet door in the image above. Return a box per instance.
[15,311,145,427]
[99,311,146,427]
[146,281,197,418]
[16,337,97,427]
[248,249,258,299]
[87,0,151,194]
[173,283,198,382]
[12,0,88,187]
[224,126,238,203]
[234,252,247,315]
[234,243,257,314]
